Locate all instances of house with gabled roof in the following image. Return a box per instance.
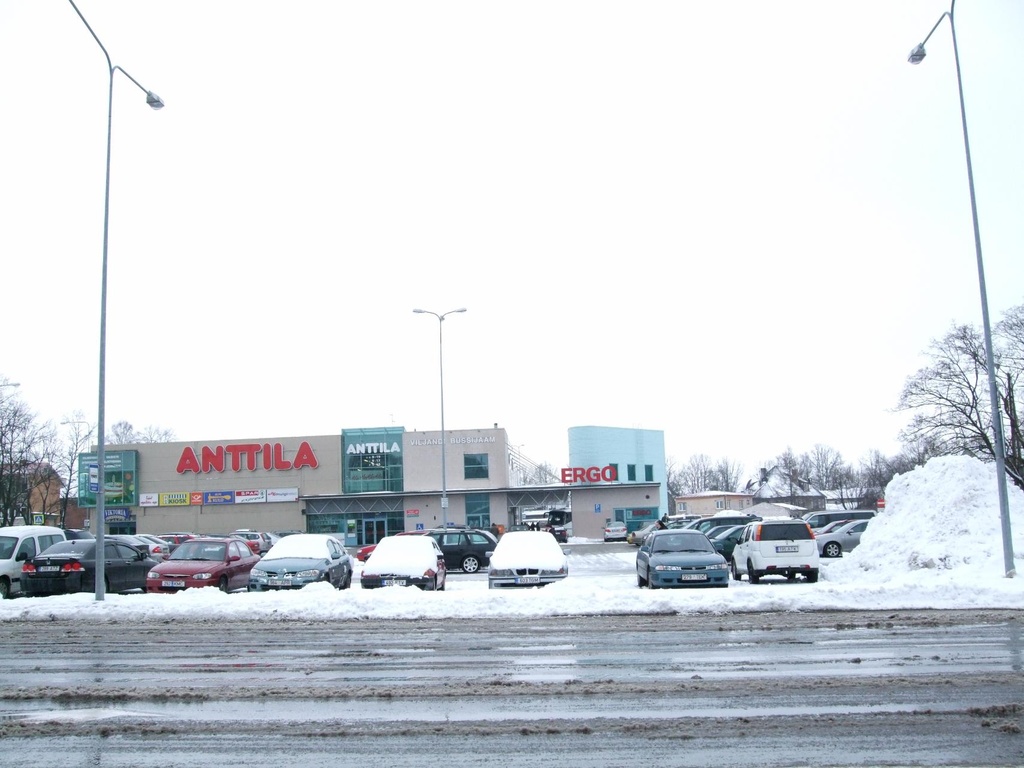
[744,466,827,512]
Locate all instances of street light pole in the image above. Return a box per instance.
[908,0,1015,578]
[68,0,164,600]
[413,308,467,530]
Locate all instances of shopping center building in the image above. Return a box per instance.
[77,425,667,545]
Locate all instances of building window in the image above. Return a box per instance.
[644,465,654,482]
[627,465,636,481]
[466,493,490,528]
[677,501,687,513]
[715,499,724,510]
[464,453,489,480]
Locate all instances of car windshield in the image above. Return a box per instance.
[170,541,226,561]
[652,534,713,553]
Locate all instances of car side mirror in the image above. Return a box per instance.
[15,552,27,562]
[229,555,240,562]
[332,551,341,559]
[562,548,571,555]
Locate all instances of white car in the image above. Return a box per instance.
[731,519,819,583]
[603,522,628,542]
[816,519,869,558]
[487,531,569,589]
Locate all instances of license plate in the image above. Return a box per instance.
[162,580,186,588]
[267,577,292,586]
[39,565,61,573]
[776,545,799,553]
[382,579,406,587]
[679,574,708,581]
[515,576,540,584]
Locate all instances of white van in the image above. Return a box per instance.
[0,525,67,598]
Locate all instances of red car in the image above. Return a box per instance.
[146,537,260,593]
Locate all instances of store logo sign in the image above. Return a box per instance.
[176,441,319,474]
[560,465,618,483]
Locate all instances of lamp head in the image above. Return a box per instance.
[908,44,927,64]
[146,91,165,109]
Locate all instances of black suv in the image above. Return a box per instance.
[422,528,498,573]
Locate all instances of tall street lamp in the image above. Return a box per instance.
[908,0,1015,578]
[413,308,467,530]
[69,0,164,600]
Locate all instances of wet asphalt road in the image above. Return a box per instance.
[0,543,1021,767]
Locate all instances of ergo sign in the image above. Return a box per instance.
[560,465,617,483]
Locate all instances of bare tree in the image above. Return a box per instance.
[108,420,176,445]
[712,458,743,493]
[0,388,49,526]
[664,456,684,499]
[897,315,1023,491]
[52,414,94,527]
[681,454,717,493]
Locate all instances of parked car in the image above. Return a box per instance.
[231,530,273,555]
[422,528,497,573]
[355,530,420,562]
[147,537,261,593]
[816,519,870,558]
[683,513,761,535]
[109,534,163,558]
[62,528,95,541]
[22,539,156,596]
[0,525,67,599]
[158,533,197,550]
[249,533,353,591]
[731,520,819,583]
[802,510,875,531]
[708,524,745,561]
[635,529,729,589]
[487,530,569,589]
[135,534,173,560]
[628,521,661,547]
[815,519,854,535]
[360,535,447,590]
[603,521,628,542]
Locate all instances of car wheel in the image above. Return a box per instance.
[461,555,481,574]
[0,578,10,600]
[747,561,760,584]
[730,559,741,581]
[219,576,229,592]
[823,542,842,558]
[806,570,819,583]
[637,570,647,588]
[341,570,352,590]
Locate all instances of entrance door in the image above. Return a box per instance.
[362,518,388,546]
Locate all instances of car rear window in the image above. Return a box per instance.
[759,523,813,541]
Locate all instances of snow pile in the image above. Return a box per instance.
[826,455,1023,582]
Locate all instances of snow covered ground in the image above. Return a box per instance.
[1,456,1020,623]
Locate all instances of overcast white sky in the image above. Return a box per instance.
[2,1,1022,481]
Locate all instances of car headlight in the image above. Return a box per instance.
[707,563,730,571]
[296,569,321,579]
[654,565,683,571]
[147,571,159,579]
[489,568,513,577]
[194,572,214,580]
[250,568,267,578]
